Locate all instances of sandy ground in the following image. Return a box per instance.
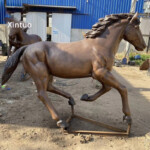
[0,55,150,150]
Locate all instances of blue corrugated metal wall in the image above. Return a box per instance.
[0,0,5,24]
[0,0,145,29]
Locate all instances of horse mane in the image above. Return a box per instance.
[85,13,134,38]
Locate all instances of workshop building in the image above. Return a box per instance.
[0,0,147,43]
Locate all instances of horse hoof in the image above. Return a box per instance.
[80,94,89,101]
[123,115,132,125]
[57,120,69,130]
[68,97,76,106]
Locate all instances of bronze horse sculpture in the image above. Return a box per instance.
[1,13,146,129]
[6,17,42,80]
[6,18,42,58]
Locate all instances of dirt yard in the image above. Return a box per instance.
[0,55,150,150]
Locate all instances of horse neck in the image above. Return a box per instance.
[97,19,129,56]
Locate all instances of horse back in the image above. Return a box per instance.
[23,41,93,78]
[28,34,42,42]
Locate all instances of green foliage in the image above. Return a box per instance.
[129,52,150,66]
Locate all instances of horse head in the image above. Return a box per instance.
[6,17,28,38]
[123,13,146,51]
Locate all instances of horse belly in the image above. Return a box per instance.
[48,59,92,78]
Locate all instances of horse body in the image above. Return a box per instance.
[24,40,93,78]
[2,13,146,129]
[23,19,128,78]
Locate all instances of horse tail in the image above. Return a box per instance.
[1,46,27,85]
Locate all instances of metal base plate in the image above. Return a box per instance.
[63,106,131,136]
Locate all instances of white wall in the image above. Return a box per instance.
[52,13,72,43]
[140,18,150,35]
[0,24,8,44]
[26,12,47,41]
[12,12,21,21]
[71,29,89,42]
[140,18,150,49]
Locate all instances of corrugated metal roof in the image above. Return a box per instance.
[72,0,144,29]
[0,0,145,29]
[23,4,76,9]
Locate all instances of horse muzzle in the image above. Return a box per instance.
[135,44,146,51]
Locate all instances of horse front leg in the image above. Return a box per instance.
[23,60,68,129]
[93,68,132,124]
[81,83,111,101]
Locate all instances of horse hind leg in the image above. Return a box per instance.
[23,60,68,129]
[47,76,75,106]
[81,82,111,102]
[20,66,30,81]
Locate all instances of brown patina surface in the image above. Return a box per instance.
[2,13,146,129]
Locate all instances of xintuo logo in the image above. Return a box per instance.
[8,22,32,28]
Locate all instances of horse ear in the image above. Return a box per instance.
[130,12,138,24]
